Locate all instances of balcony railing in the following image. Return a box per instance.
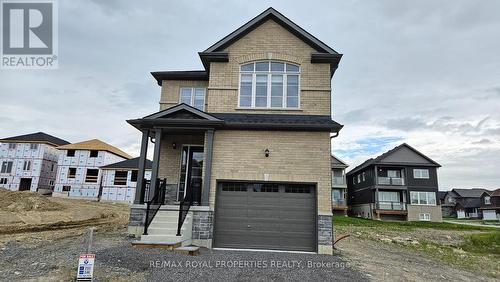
[332,199,347,206]
[332,177,345,185]
[377,177,405,186]
[376,201,407,211]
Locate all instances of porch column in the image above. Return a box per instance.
[149,129,163,201]
[201,129,214,206]
[134,129,149,204]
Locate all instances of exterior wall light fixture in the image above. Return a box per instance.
[264,149,270,157]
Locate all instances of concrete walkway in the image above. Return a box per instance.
[443,220,500,228]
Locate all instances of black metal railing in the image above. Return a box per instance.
[377,177,405,186]
[176,179,201,236]
[143,178,167,235]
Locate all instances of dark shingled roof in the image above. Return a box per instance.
[347,143,441,176]
[437,191,448,201]
[452,188,490,198]
[457,197,482,208]
[0,132,69,146]
[211,113,343,131]
[100,157,152,170]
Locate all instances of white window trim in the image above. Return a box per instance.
[410,191,437,206]
[413,169,430,179]
[419,213,431,221]
[179,87,206,111]
[484,196,491,205]
[238,61,301,109]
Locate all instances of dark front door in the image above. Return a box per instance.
[19,178,32,191]
[214,182,317,252]
[178,146,204,204]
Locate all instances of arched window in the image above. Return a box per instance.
[239,61,300,108]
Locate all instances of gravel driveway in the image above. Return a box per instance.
[0,231,367,281]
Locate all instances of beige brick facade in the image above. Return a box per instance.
[159,19,332,115]
[208,130,332,214]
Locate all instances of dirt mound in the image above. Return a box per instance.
[0,188,63,212]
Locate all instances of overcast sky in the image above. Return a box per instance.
[1,1,499,190]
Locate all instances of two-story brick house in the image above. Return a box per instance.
[347,143,443,222]
[0,132,69,193]
[127,8,343,254]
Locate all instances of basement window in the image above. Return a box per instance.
[419,213,431,221]
[113,171,128,186]
[0,178,7,184]
[62,185,71,192]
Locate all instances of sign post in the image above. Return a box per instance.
[77,228,95,281]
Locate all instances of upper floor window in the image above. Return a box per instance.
[413,169,429,179]
[23,161,31,171]
[90,150,98,158]
[8,143,16,149]
[30,144,38,150]
[239,61,300,109]
[485,196,491,205]
[1,161,13,173]
[67,150,75,157]
[180,87,205,111]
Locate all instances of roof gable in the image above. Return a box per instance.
[203,7,339,54]
[0,132,69,146]
[101,157,152,170]
[331,155,349,168]
[143,103,221,121]
[57,139,131,159]
[452,188,489,198]
[377,144,440,166]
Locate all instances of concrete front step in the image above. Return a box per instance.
[147,227,188,235]
[137,235,192,247]
[174,246,200,256]
[148,221,183,229]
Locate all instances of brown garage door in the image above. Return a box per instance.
[214,182,316,252]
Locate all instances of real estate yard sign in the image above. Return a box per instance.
[76,254,95,281]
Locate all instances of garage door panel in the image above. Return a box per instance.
[214,182,316,252]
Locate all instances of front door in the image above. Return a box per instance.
[178,146,204,204]
[19,178,32,191]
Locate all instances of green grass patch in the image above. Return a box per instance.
[333,215,497,231]
[460,232,500,255]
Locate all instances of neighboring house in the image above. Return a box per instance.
[53,139,131,199]
[443,188,490,219]
[127,8,343,255]
[0,132,69,194]
[100,157,152,203]
[480,189,500,220]
[331,155,348,215]
[347,143,443,222]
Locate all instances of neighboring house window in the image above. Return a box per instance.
[332,169,343,185]
[8,143,16,149]
[113,171,128,186]
[90,150,98,158]
[1,161,13,173]
[362,172,366,182]
[67,150,75,157]
[410,191,436,205]
[413,169,429,179]
[51,163,55,172]
[239,61,300,108]
[0,178,7,184]
[23,161,31,171]
[485,196,491,205]
[387,170,401,178]
[179,87,205,110]
[130,170,138,182]
[419,213,431,221]
[85,169,99,183]
[68,168,77,178]
[62,185,71,192]
[30,144,38,150]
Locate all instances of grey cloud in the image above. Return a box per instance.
[472,139,492,145]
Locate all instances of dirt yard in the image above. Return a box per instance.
[333,216,500,282]
[1,189,499,281]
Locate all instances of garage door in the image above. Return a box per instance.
[483,210,497,220]
[214,182,316,252]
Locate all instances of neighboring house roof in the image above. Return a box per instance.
[100,157,152,170]
[331,154,349,168]
[490,189,500,197]
[451,188,490,198]
[128,103,343,133]
[437,191,448,201]
[0,132,70,146]
[57,139,132,159]
[347,143,441,176]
